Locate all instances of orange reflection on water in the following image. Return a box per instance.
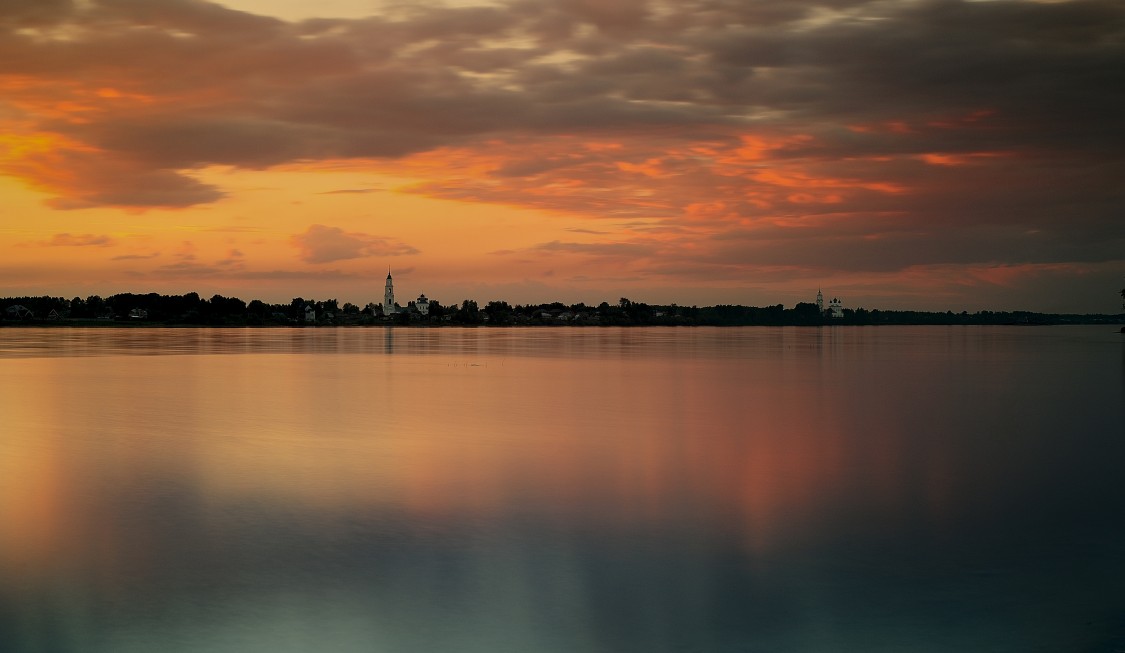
[0,331,963,584]
[0,444,67,574]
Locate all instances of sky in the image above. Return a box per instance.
[1,0,1123,312]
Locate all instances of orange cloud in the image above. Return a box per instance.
[919,151,1014,166]
[374,130,911,233]
[42,233,116,247]
[750,169,905,195]
[290,225,419,264]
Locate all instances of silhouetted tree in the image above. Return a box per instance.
[86,295,106,317]
[207,294,246,319]
[485,300,514,325]
[289,298,307,320]
[792,302,823,325]
[455,299,481,324]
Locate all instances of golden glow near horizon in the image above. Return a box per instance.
[1,0,1122,312]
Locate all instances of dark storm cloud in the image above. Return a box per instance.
[7,0,1121,173]
[6,0,1124,154]
[76,118,342,169]
[90,0,281,33]
[0,0,73,26]
[0,0,1122,287]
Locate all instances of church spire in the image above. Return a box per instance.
[383,268,395,315]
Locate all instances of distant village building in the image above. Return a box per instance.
[376,270,434,320]
[5,304,33,319]
[304,304,316,323]
[815,289,843,318]
[828,297,844,318]
[128,308,148,319]
[383,271,396,316]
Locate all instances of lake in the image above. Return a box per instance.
[1,326,1123,652]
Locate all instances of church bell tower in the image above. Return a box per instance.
[383,270,395,315]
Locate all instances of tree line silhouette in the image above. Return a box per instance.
[2,292,1122,326]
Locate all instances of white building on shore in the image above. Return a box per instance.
[379,270,433,318]
[383,271,395,315]
[815,289,843,318]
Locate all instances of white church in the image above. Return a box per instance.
[381,271,430,317]
[816,288,844,318]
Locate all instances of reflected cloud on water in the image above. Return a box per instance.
[1,327,1124,652]
[1,326,882,360]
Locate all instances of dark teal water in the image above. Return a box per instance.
[1,326,1122,652]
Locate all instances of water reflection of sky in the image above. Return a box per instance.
[1,327,1123,652]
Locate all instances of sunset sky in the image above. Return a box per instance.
[2,0,1123,312]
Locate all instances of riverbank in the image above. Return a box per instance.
[3,314,1124,328]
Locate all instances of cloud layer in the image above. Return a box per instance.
[291,224,419,263]
[1,0,1123,307]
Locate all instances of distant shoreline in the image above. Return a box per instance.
[3,292,1123,327]
[3,317,1123,328]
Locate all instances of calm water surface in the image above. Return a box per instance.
[1,326,1123,652]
